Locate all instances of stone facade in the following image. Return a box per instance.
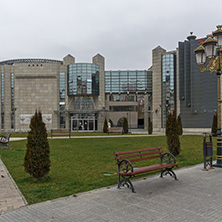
[152,46,166,131]
[0,55,151,132]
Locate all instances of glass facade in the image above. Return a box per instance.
[179,39,217,128]
[71,113,97,131]
[68,63,99,95]
[109,106,137,112]
[60,72,65,99]
[1,73,4,129]
[11,73,15,129]
[1,73,4,106]
[74,97,95,110]
[105,70,152,93]
[109,95,135,102]
[162,53,176,127]
[59,72,66,128]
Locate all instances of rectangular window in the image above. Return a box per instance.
[162,53,176,127]
[1,73,4,129]
[109,106,136,112]
[11,73,15,129]
[68,64,99,95]
[1,73,4,106]
[60,72,65,99]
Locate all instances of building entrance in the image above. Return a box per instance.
[71,114,96,132]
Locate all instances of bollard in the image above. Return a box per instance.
[202,133,214,171]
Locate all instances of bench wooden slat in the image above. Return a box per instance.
[114,147,162,155]
[119,163,178,176]
[115,150,163,160]
[129,155,163,163]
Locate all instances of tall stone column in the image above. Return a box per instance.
[92,54,105,132]
[3,66,12,131]
[63,54,75,130]
[152,46,166,132]
[92,54,105,109]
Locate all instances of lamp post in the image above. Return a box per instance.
[194,25,222,167]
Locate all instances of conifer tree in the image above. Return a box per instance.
[24,110,50,178]
[103,118,108,133]
[165,110,181,156]
[177,114,183,135]
[122,117,128,134]
[211,112,217,137]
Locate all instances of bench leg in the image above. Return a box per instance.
[117,175,135,193]
[0,143,10,149]
[160,168,178,181]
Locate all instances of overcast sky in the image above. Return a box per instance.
[1,0,222,70]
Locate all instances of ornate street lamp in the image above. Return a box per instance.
[194,25,222,167]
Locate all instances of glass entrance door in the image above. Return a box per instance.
[71,114,95,132]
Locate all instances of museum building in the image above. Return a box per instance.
[0,54,152,132]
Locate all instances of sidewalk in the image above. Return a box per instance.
[0,159,27,214]
[0,162,222,221]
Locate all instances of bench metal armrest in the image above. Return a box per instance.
[118,159,134,174]
[161,152,177,165]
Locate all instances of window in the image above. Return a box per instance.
[68,63,99,95]
[162,53,176,127]
[109,106,136,112]
[60,72,66,99]
[105,71,151,93]
[74,97,95,110]
[110,95,135,102]
[1,73,4,129]
[11,73,15,128]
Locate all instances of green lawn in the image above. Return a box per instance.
[0,135,216,204]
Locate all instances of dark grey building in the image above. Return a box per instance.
[179,34,217,128]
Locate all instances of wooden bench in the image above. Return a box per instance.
[108,127,124,135]
[0,133,11,149]
[51,129,71,139]
[114,147,178,192]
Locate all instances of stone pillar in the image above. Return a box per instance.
[92,54,105,109]
[92,54,105,132]
[97,109,106,132]
[63,54,75,129]
[152,46,166,132]
[63,54,75,66]
[3,66,12,131]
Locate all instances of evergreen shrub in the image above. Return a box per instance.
[24,110,50,178]
[165,110,181,156]
[177,114,183,135]
[103,118,108,133]
[123,117,128,134]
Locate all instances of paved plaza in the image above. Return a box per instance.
[0,159,222,221]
